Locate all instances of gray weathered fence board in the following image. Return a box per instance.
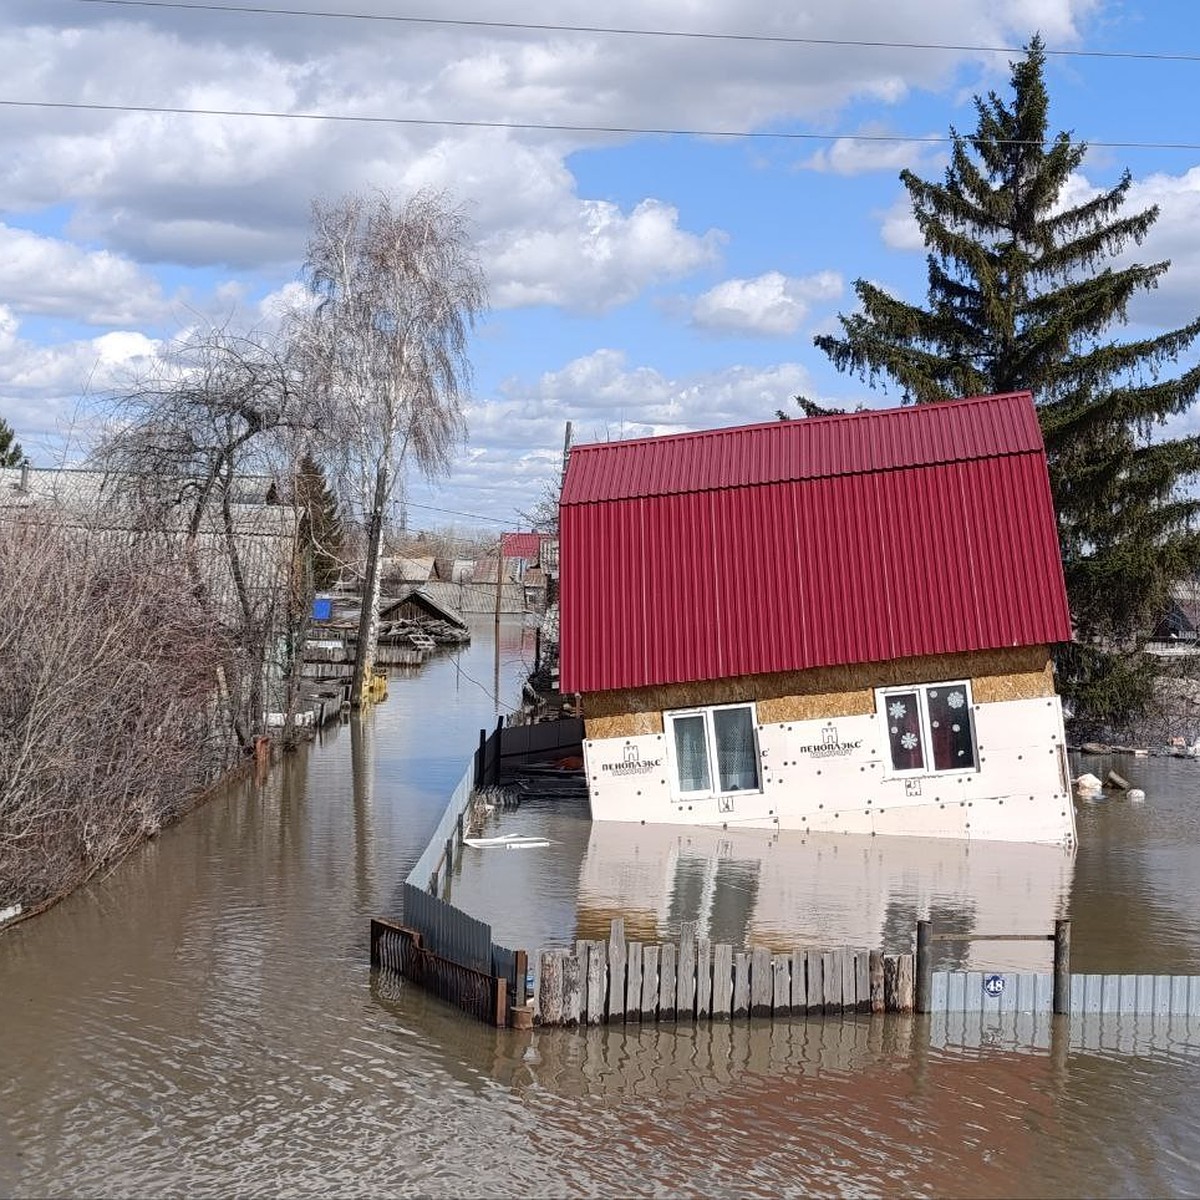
[822,950,840,1013]
[562,952,582,1025]
[712,944,733,1019]
[587,940,606,1025]
[750,946,772,1018]
[697,938,712,1018]
[855,952,870,1013]
[806,950,823,1016]
[641,944,659,1019]
[733,952,750,1018]
[791,949,807,1011]
[626,940,643,1021]
[841,951,857,1012]
[772,954,791,1016]
[659,943,678,1020]
[608,919,626,1022]
[677,922,697,1018]
[539,950,563,1024]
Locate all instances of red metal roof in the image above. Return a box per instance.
[559,392,1071,694]
[501,531,547,561]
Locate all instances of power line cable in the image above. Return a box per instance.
[65,0,1200,65]
[4,98,1200,151]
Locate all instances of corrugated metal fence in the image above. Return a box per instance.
[930,971,1200,1017]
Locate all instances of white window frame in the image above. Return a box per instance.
[664,702,763,800]
[876,680,979,779]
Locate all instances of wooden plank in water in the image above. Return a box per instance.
[772,954,792,1016]
[538,952,565,1024]
[750,946,772,1017]
[733,952,751,1018]
[697,938,712,1019]
[822,950,841,1013]
[869,950,885,1014]
[641,944,660,1019]
[791,949,807,1013]
[626,940,643,1021]
[842,951,857,1013]
[712,944,733,1019]
[677,921,698,1018]
[587,939,606,1024]
[806,950,824,1016]
[659,942,678,1020]
[562,951,582,1025]
[852,951,869,1013]
[896,953,914,1013]
[608,919,626,1023]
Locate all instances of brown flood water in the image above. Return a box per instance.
[3,619,1200,1198]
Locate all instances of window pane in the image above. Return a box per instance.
[713,706,760,792]
[884,691,924,771]
[672,714,711,792]
[926,685,976,771]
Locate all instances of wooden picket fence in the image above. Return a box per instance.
[534,919,915,1025]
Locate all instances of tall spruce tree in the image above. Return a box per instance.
[0,416,26,467]
[296,451,344,591]
[814,38,1200,729]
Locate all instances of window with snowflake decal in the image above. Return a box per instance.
[877,682,977,775]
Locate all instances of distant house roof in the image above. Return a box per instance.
[380,555,435,582]
[501,531,549,561]
[559,392,1072,695]
[380,586,468,631]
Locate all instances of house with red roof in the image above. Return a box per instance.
[558,392,1076,845]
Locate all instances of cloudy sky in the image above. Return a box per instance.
[3,0,1199,532]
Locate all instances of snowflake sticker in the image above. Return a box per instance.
[947,691,965,709]
[900,732,919,751]
[888,701,907,720]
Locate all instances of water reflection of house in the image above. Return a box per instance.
[576,822,1074,971]
[560,392,1076,844]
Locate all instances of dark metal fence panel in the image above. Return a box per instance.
[497,717,583,779]
[402,883,492,974]
[371,919,502,1026]
[492,944,528,1008]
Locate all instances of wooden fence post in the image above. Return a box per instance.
[750,946,772,1018]
[1053,919,1071,1016]
[539,950,563,1025]
[659,943,678,1020]
[514,949,528,1009]
[732,952,751,1018]
[712,944,733,1019]
[677,921,697,1018]
[869,950,884,1014]
[626,941,642,1019]
[608,919,627,1023]
[916,920,933,1014]
[697,938,712,1019]
[562,951,582,1025]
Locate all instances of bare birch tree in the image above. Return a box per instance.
[293,188,486,705]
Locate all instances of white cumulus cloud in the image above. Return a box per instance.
[690,271,843,336]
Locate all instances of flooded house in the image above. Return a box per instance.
[559,392,1076,845]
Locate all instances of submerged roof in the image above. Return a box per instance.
[559,392,1071,694]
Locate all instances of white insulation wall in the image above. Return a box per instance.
[583,695,1075,846]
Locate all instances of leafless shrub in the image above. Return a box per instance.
[0,514,233,911]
